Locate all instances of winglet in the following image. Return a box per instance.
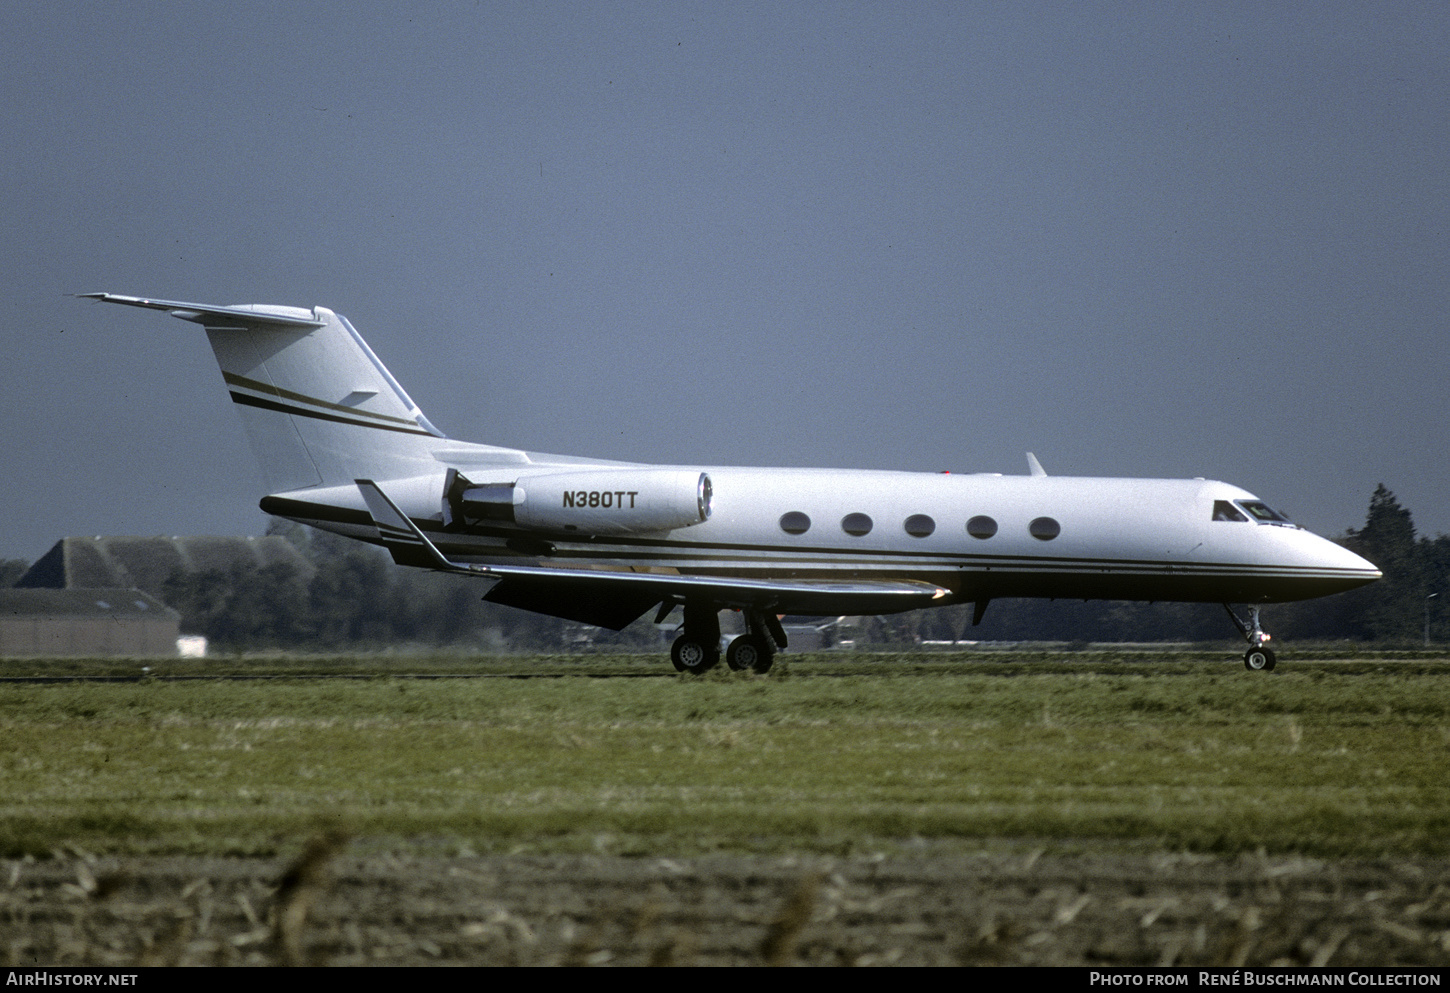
[1026,452,1047,477]
[356,478,493,577]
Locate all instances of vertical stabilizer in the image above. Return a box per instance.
[81,294,448,492]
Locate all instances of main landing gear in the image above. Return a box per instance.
[668,603,783,674]
[669,602,720,673]
[1224,604,1276,672]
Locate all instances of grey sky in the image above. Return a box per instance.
[3,2,1446,562]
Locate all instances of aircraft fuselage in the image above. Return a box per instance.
[263,464,1378,612]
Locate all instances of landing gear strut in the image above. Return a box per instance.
[1224,604,1276,672]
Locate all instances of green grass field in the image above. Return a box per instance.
[3,651,1448,859]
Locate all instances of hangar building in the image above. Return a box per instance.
[6,535,314,657]
[0,587,181,657]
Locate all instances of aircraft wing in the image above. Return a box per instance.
[356,479,950,629]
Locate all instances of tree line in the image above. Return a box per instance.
[4,486,1444,650]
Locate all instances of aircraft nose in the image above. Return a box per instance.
[1308,533,1381,591]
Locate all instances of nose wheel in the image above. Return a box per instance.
[1243,645,1277,671]
[1224,604,1277,672]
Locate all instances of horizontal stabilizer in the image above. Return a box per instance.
[79,293,326,329]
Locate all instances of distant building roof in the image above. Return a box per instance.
[0,587,180,621]
[16,535,315,594]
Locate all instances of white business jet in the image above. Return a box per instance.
[81,294,1380,673]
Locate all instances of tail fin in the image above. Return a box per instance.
[81,294,448,492]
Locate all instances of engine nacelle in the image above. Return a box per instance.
[444,468,712,535]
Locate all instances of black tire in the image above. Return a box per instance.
[1244,647,1277,672]
[672,634,719,673]
[726,634,771,672]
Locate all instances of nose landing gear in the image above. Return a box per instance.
[1224,604,1277,671]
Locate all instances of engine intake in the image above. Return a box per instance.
[444,468,712,535]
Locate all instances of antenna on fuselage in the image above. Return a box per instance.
[1026,452,1047,477]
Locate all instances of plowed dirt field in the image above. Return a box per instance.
[6,848,1449,966]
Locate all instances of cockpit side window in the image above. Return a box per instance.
[1236,500,1290,523]
[1213,500,1249,522]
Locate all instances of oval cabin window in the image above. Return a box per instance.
[904,514,935,538]
[841,513,874,536]
[1029,516,1061,541]
[966,515,998,539]
[779,511,811,535]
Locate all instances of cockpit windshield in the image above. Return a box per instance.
[1237,500,1291,524]
[1212,499,1296,526]
[1213,500,1249,522]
